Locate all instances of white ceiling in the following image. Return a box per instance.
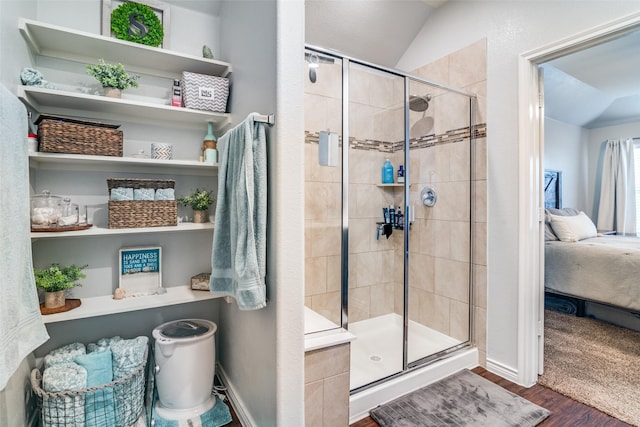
[543,29,640,129]
[305,0,444,67]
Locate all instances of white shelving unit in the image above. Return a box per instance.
[19,18,232,79]
[41,285,221,324]
[29,152,218,176]
[17,86,230,130]
[31,222,214,239]
[21,18,225,322]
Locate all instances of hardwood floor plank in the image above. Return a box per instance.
[350,367,631,427]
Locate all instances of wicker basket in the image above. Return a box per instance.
[108,178,177,229]
[30,347,148,427]
[36,114,123,157]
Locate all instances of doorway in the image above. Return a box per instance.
[519,11,640,386]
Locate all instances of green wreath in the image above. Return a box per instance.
[111,2,164,47]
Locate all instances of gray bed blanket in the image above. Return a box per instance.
[545,235,640,312]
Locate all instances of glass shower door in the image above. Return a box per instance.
[346,61,406,390]
[406,78,473,365]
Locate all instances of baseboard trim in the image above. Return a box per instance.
[217,363,254,427]
[486,358,519,383]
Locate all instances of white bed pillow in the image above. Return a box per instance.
[548,211,597,242]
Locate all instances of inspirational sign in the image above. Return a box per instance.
[119,246,162,296]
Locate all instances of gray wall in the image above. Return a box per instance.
[0,1,305,425]
[544,117,589,215]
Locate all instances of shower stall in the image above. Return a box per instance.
[304,45,477,403]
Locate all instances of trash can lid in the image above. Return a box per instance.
[158,320,211,338]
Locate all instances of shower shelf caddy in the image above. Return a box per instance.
[20,18,230,322]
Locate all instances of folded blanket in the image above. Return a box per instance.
[110,336,148,379]
[155,188,175,200]
[111,336,148,426]
[74,350,115,427]
[111,187,133,201]
[44,342,86,369]
[87,336,121,353]
[42,362,87,427]
[133,188,155,201]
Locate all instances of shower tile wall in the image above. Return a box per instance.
[304,39,487,367]
[304,58,343,325]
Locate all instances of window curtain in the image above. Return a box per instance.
[597,138,636,234]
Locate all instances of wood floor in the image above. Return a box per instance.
[350,367,632,427]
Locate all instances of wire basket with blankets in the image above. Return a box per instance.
[30,336,149,427]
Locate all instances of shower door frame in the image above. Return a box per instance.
[305,44,477,392]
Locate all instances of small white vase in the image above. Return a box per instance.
[103,87,122,98]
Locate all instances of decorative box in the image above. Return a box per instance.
[191,272,211,291]
[36,114,123,157]
[182,71,229,113]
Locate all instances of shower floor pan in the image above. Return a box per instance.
[349,313,462,390]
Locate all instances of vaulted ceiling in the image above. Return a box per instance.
[543,29,640,129]
[167,0,640,130]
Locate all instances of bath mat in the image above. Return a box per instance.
[152,396,232,427]
[370,369,550,427]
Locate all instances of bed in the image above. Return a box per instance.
[545,234,640,313]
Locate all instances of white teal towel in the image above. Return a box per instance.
[0,83,49,390]
[44,342,86,369]
[111,187,133,201]
[154,188,175,200]
[210,113,267,310]
[42,362,87,427]
[110,336,148,426]
[133,188,155,200]
[74,349,115,427]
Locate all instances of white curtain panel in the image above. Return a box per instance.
[597,138,637,234]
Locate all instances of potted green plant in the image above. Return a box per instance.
[178,189,215,223]
[34,263,87,309]
[86,58,139,98]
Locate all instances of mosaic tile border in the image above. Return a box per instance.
[305,123,486,153]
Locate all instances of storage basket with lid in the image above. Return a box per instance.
[36,114,123,157]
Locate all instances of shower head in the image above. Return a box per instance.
[409,94,432,112]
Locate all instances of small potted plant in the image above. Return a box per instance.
[178,189,215,223]
[34,263,87,309]
[86,58,139,98]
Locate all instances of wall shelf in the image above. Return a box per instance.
[17,86,230,131]
[31,222,214,240]
[376,183,408,188]
[29,152,218,176]
[19,18,232,79]
[41,285,220,324]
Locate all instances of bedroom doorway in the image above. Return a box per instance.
[518,11,640,386]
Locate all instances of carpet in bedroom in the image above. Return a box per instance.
[538,310,640,426]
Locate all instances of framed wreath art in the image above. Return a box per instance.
[102,0,170,48]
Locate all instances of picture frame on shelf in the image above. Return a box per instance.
[118,246,163,297]
[102,0,171,49]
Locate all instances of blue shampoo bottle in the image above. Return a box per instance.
[382,159,394,184]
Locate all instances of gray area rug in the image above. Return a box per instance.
[538,310,640,426]
[370,369,550,427]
